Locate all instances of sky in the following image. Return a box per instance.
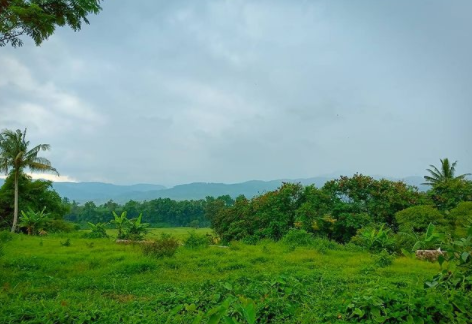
[0,0,471,186]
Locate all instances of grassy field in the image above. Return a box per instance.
[0,228,440,323]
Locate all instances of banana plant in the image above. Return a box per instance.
[126,213,149,240]
[18,207,50,235]
[110,211,129,239]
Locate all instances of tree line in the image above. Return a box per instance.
[208,161,472,245]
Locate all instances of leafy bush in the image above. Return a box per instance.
[282,229,314,247]
[83,222,108,238]
[395,205,448,234]
[312,236,342,254]
[184,231,209,249]
[373,249,395,268]
[351,225,395,253]
[142,234,179,258]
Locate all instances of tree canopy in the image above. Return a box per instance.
[0,0,102,47]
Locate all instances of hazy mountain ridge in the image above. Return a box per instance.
[0,175,426,204]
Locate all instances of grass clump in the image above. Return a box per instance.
[142,234,179,258]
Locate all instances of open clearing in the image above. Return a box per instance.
[0,228,439,323]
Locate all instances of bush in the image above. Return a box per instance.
[45,220,78,233]
[447,201,472,237]
[395,205,448,234]
[184,231,209,249]
[312,236,342,254]
[83,222,108,239]
[282,229,314,247]
[0,231,13,243]
[373,249,395,268]
[351,225,395,253]
[142,234,179,258]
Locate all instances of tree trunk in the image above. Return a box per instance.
[11,171,19,233]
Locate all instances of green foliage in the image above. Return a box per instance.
[395,205,448,234]
[428,179,472,211]
[0,173,68,229]
[184,231,209,249]
[83,222,108,238]
[44,219,78,233]
[122,213,148,241]
[18,207,50,235]
[447,201,472,237]
[0,0,103,47]
[142,234,180,258]
[347,285,471,323]
[351,224,395,253]
[425,225,472,291]
[110,211,129,239]
[282,228,314,247]
[64,197,210,228]
[373,249,395,268]
[0,128,58,232]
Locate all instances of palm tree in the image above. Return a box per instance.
[0,129,58,232]
[423,158,470,186]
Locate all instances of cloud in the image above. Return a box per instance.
[0,0,471,185]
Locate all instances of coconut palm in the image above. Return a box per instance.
[0,129,58,232]
[423,158,470,186]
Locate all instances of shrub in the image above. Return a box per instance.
[395,205,448,234]
[0,231,13,243]
[373,249,395,268]
[184,231,209,249]
[142,234,179,258]
[351,225,395,253]
[282,229,314,247]
[312,236,341,254]
[45,219,78,233]
[83,222,108,239]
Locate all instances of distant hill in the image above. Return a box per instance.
[51,182,166,203]
[110,178,331,203]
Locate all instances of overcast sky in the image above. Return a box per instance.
[1,0,471,186]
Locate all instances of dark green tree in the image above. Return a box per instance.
[0,129,58,232]
[0,0,102,47]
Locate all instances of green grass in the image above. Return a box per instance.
[0,229,440,323]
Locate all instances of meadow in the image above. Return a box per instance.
[0,228,440,324]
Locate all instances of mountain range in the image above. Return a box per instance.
[0,176,429,204]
